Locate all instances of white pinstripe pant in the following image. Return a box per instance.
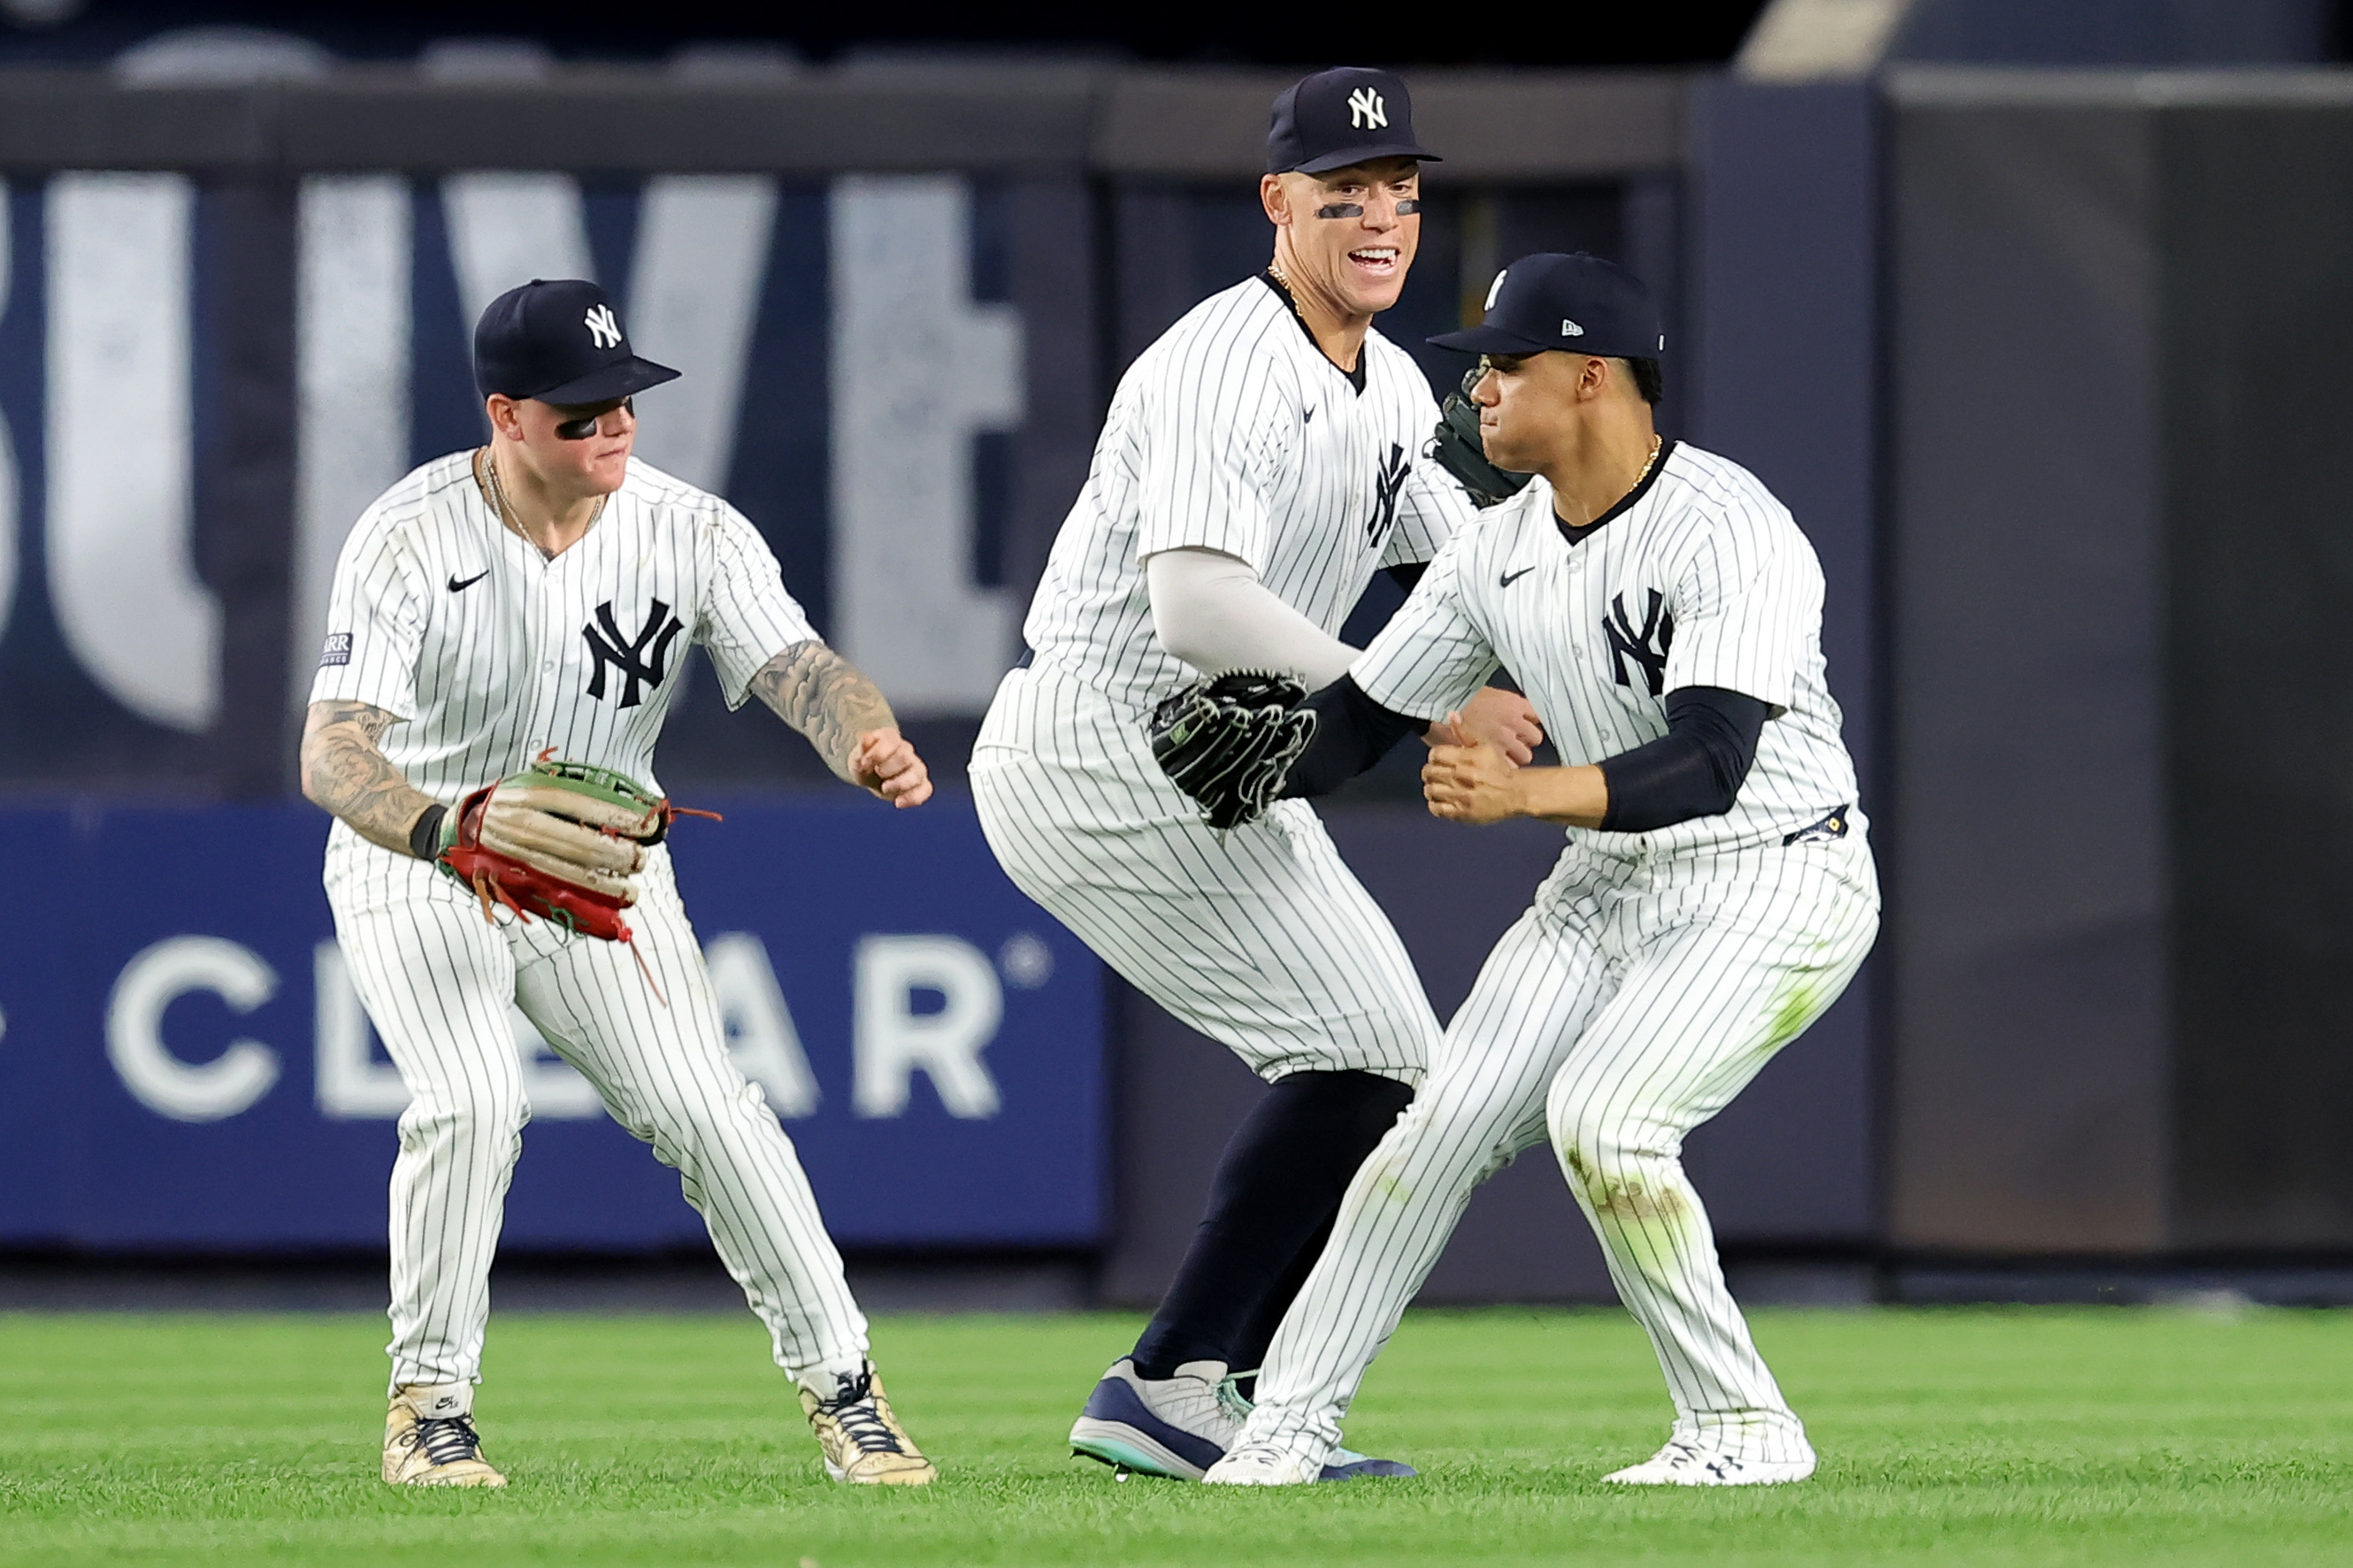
[328,845,868,1398]
[971,662,1437,1086]
[1238,832,1880,1466]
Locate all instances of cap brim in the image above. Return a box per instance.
[529,357,681,406]
[1426,325,1556,354]
[1291,142,1441,173]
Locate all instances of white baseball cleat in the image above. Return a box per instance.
[1602,1440,1815,1487]
[1202,1442,1323,1487]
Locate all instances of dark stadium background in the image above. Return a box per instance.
[5,0,2353,1314]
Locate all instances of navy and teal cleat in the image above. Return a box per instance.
[1069,1358,1240,1480]
[1069,1358,1418,1481]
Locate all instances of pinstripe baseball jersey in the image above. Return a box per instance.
[304,439,890,1423]
[310,450,815,864]
[1022,275,1469,708]
[1352,440,1860,855]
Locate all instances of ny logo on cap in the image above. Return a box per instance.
[583,303,623,349]
[1348,87,1387,130]
[1485,271,1508,310]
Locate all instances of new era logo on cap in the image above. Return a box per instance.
[1429,252,1664,363]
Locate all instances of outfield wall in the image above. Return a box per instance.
[1881,69,2353,1257]
[12,64,2353,1287]
[0,798,1105,1250]
[0,66,1765,1295]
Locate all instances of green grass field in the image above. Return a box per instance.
[3,1305,2349,1566]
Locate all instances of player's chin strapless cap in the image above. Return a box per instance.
[472,278,681,404]
[1267,66,1440,174]
[1429,252,1667,360]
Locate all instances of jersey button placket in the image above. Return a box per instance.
[1562,547,1589,661]
[528,570,563,757]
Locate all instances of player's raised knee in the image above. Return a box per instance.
[1545,1103,1672,1218]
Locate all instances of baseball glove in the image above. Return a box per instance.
[1148,670,1317,831]
[1427,379,1530,509]
[433,754,711,947]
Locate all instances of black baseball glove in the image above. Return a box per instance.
[1148,669,1318,831]
[1427,371,1530,508]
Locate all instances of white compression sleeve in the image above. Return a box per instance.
[1146,547,1360,690]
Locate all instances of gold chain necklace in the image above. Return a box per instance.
[1557,434,1666,534]
[1636,432,1664,485]
[476,447,603,562]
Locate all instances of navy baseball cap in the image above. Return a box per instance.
[1429,253,1666,360]
[472,279,679,404]
[1268,66,1440,175]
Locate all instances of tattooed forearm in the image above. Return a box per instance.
[748,641,899,782]
[300,700,437,855]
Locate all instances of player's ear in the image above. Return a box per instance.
[1260,173,1291,227]
[484,394,520,442]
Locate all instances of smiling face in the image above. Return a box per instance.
[1262,157,1422,318]
[487,394,636,499]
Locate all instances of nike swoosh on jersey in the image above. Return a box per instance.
[448,570,489,593]
[1498,567,1536,587]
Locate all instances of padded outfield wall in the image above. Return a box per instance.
[31,64,2344,1289]
[1881,68,2353,1261]
[0,66,1847,1300]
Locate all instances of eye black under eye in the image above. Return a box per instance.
[554,396,632,440]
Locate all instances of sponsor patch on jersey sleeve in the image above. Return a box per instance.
[318,631,352,669]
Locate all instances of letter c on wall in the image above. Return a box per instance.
[107,936,280,1122]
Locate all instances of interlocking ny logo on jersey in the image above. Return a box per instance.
[1604,589,1675,696]
[1348,88,1387,129]
[583,304,624,349]
[1365,442,1409,548]
[583,600,685,708]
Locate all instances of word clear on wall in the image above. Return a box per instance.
[0,796,1104,1249]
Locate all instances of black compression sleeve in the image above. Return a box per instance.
[1279,676,1425,799]
[1597,686,1770,832]
[1384,562,1428,594]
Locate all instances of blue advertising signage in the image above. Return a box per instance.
[0,795,1105,1250]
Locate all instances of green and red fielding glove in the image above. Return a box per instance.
[427,755,709,944]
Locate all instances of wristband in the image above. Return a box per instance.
[408,804,448,861]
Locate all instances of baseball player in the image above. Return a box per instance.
[968,66,1540,1480]
[298,279,938,1488]
[1189,253,1880,1486]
